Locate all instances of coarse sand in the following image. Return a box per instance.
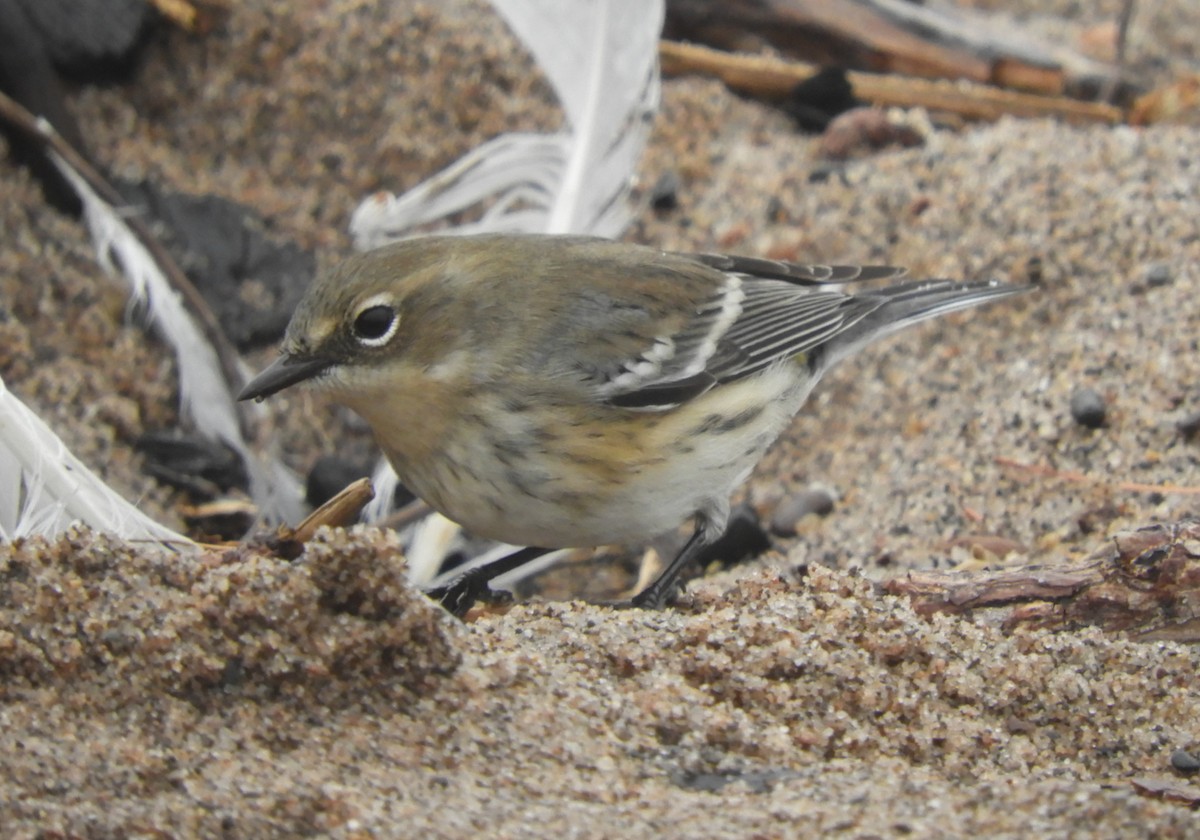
[2,1,1199,836]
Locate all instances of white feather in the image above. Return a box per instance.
[404,511,467,585]
[492,0,662,233]
[350,134,569,250]
[424,543,570,593]
[361,455,404,524]
[0,374,191,543]
[49,150,305,524]
[349,0,663,247]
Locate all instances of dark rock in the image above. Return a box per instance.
[649,170,681,212]
[306,455,376,510]
[114,180,315,350]
[1177,411,1200,439]
[136,430,247,497]
[696,503,771,568]
[784,66,859,132]
[13,0,154,76]
[1143,262,1173,288]
[1069,387,1107,429]
[1171,749,1200,773]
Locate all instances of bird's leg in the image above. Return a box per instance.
[631,518,712,610]
[424,545,553,618]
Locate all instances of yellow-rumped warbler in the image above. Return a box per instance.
[240,233,1028,612]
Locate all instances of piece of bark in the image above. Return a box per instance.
[664,0,1132,101]
[884,521,1200,643]
[660,41,1125,125]
[1129,777,1200,807]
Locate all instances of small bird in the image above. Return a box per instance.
[239,233,1028,612]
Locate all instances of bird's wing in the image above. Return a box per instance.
[690,252,905,285]
[548,248,900,411]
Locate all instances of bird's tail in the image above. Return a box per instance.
[815,279,1031,373]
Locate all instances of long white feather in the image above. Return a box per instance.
[493,0,662,233]
[0,374,191,543]
[356,1,665,576]
[49,150,306,524]
[350,0,663,248]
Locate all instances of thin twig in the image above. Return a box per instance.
[1100,0,1137,104]
[994,456,1200,495]
[378,497,435,532]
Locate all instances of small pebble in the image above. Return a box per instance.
[306,455,378,509]
[1143,262,1173,288]
[1025,255,1044,284]
[817,107,923,160]
[807,163,843,184]
[1069,387,1107,429]
[696,504,771,567]
[770,488,836,537]
[1171,749,1200,773]
[765,195,787,224]
[649,170,680,211]
[1176,411,1200,439]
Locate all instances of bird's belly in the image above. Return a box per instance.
[393,426,689,549]
[389,368,809,549]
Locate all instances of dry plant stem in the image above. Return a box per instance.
[1097,0,1137,104]
[284,478,375,544]
[0,89,256,440]
[996,456,1200,496]
[885,520,1200,643]
[659,41,1126,125]
[665,0,1122,95]
[378,497,434,532]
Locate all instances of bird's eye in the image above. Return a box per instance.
[352,304,398,347]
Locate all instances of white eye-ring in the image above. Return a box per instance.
[351,295,399,347]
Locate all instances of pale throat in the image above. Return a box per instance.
[328,360,462,471]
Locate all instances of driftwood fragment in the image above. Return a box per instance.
[885,521,1200,643]
[664,0,1130,100]
[660,41,1125,125]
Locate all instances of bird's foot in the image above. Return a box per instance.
[426,569,514,618]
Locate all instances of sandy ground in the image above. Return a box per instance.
[2,0,1199,836]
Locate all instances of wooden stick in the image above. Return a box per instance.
[660,41,1126,125]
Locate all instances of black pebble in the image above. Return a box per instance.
[696,503,771,568]
[306,455,394,510]
[136,430,247,496]
[783,66,858,132]
[1143,263,1173,288]
[114,179,315,351]
[1069,388,1107,429]
[1171,748,1200,773]
[649,171,680,212]
[1177,411,1200,439]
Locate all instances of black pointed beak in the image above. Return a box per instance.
[237,353,334,401]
